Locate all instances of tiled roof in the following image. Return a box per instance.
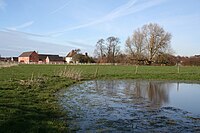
[19,51,36,57]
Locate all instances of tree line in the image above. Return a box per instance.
[69,23,199,66]
[94,23,174,65]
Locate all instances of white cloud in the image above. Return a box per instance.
[48,0,165,36]
[0,0,6,11]
[7,21,35,31]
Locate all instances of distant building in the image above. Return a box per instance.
[65,50,77,63]
[18,51,65,64]
[0,57,18,62]
[11,57,18,62]
[39,54,65,64]
[194,55,200,58]
[18,51,38,63]
[45,55,64,64]
[0,57,11,62]
[38,54,48,63]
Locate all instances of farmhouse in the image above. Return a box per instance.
[65,50,77,63]
[18,51,38,63]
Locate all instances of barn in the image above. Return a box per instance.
[18,51,39,63]
[39,54,65,64]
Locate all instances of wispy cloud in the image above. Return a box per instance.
[0,29,89,50]
[65,40,92,48]
[0,0,6,11]
[50,0,71,14]
[3,28,46,38]
[48,0,165,36]
[0,29,74,56]
[7,21,35,30]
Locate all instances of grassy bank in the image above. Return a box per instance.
[0,64,200,132]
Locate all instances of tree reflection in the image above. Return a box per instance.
[125,80,170,107]
[93,80,171,108]
[147,82,169,107]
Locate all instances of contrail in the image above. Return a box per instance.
[50,0,71,14]
[6,21,35,30]
[47,0,165,36]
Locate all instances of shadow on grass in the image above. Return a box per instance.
[0,103,67,133]
[0,81,68,133]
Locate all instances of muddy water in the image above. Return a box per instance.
[60,80,200,132]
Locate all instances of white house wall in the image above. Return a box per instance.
[65,57,73,63]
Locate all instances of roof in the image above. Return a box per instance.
[38,54,49,61]
[19,51,36,57]
[47,56,64,61]
[66,50,77,57]
[39,54,64,62]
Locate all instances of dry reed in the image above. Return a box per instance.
[0,62,18,68]
[58,67,82,81]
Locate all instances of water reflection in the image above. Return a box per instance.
[94,80,171,108]
[60,80,200,132]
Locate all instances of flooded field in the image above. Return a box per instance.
[60,80,200,132]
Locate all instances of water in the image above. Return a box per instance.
[60,80,200,132]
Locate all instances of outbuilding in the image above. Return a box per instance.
[18,51,38,63]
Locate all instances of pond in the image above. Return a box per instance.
[60,80,200,132]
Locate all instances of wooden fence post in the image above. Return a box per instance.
[177,65,180,74]
[94,67,99,78]
[135,65,138,74]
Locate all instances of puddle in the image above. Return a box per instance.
[60,80,200,132]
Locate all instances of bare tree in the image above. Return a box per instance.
[94,39,105,58]
[125,28,146,61]
[106,36,120,64]
[94,39,107,63]
[125,36,134,56]
[94,36,121,64]
[125,23,172,65]
[142,23,172,64]
[133,28,146,60]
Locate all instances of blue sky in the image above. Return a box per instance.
[0,0,199,57]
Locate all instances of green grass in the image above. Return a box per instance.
[0,64,200,132]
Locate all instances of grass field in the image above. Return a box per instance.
[0,64,200,132]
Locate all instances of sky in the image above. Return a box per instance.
[0,0,200,57]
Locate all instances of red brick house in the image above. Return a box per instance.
[18,51,39,63]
